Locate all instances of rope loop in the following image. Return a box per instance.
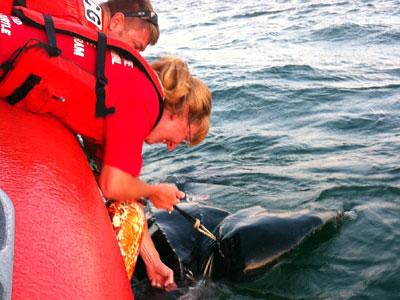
[193,219,201,230]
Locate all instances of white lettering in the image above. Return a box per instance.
[73,38,85,57]
[11,16,22,25]
[111,51,122,65]
[0,14,11,36]
[83,0,103,30]
[123,59,134,68]
[111,51,136,69]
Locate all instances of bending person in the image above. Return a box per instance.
[0,11,211,291]
[0,1,191,290]
[1,0,159,52]
[105,57,211,289]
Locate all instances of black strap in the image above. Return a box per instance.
[44,15,61,57]
[0,41,32,82]
[13,0,26,6]
[95,32,115,117]
[173,204,197,225]
[173,204,218,241]
[152,97,164,129]
[0,60,14,82]
[6,74,42,105]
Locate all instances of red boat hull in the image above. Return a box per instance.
[0,101,133,300]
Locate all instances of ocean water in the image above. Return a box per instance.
[142,0,400,299]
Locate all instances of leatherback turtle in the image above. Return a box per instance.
[133,202,342,297]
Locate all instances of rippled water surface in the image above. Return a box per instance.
[141,0,400,299]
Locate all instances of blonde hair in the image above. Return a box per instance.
[103,0,159,45]
[151,57,212,146]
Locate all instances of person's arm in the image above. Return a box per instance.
[140,224,177,291]
[99,164,184,210]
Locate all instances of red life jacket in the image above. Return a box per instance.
[0,0,108,31]
[0,1,12,16]
[0,7,164,143]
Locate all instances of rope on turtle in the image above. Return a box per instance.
[173,204,217,241]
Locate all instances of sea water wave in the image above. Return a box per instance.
[310,23,397,43]
[141,0,400,298]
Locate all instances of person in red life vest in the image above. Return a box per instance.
[0,0,159,52]
[106,57,211,289]
[0,0,169,288]
[0,11,211,291]
[100,57,211,289]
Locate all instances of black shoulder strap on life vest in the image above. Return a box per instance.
[43,14,61,57]
[13,0,26,6]
[95,32,115,117]
[153,96,164,129]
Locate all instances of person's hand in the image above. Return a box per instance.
[146,259,177,292]
[150,183,185,211]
